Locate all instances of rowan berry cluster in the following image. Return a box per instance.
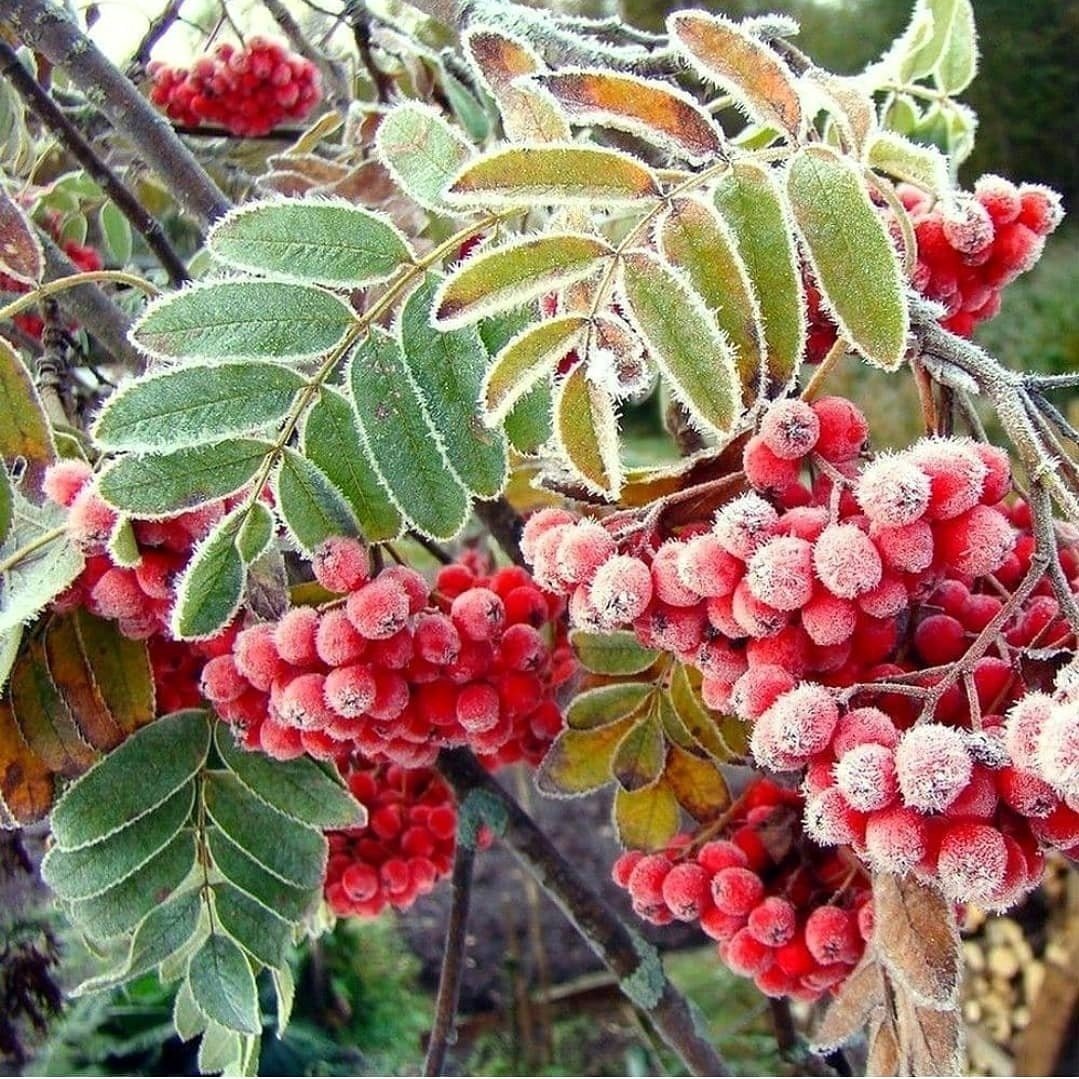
[900,177,1063,338]
[201,539,571,770]
[149,38,321,137]
[324,754,458,917]
[613,779,871,1001]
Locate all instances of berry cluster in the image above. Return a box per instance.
[613,779,871,1001]
[149,38,321,137]
[325,754,458,917]
[201,538,571,770]
[900,177,1063,338]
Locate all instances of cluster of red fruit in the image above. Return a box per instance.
[148,38,321,137]
[525,394,1079,911]
[325,754,458,917]
[613,779,871,1001]
[200,538,572,770]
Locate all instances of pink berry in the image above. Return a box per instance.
[813,524,882,599]
[747,897,796,947]
[661,862,711,921]
[800,591,857,646]
[347,577,411,640]
[234,623,281,691]
[713,493,778,561]
[324,664,377,717]
[451,587,506,642]
[730,665,796,721]
[811,396,868,462]
[746,536,815,612]
[1036,700,1079,800]
[312,536,369,593]
[555,520,616,585]
[934,504,1014,577]
[804,787,865,847]
[909,437,988,520]
[743,434,802,493]
[872,519,934,573]
[589,555,653,625]
[725,927,773,976]
[895,724,972,812]
[805,905,860,964]
[315,608,367,666]
[652,541,703,607]
[697,840,748,874]
[855,454,930,526]
[43,459,93,507]
[831,707,899,756]
[760,398,820,460]
[521,507,576,561]
[274,606,321,665]
[864,805,928,873]
[936,822,1008,904]
[677,534,743,598]
[711,866,765,917]
[835,743,898,812]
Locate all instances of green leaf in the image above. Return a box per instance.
[271,966,294,1036]
[174,979,208,1042]
[536,713,638,796]
[74,888,202,995]
[0,336,56,496]
[0,491,83,635]
[907,0,959,80]
[400,275,507,498]
[302,388,402,542]
[212,883,291,969]
[0,626,20,698]
[107,517,141,567]
[67,830,197,940]
[483,315,586,425]
[505,383,553,456]
[187,934,261,1036]
[669,663,744,760]
[934,0,977,94]
[131,280,355,363]
[348,330,470,541]
[275,447,359,554]
[50,710,211,850]
[98,439,271,516]
[42,783,194,901]
[375,101,474,211]
[236,502,274,564]
[207,198,412,288]
[659,197,765,404]
[613,780,679,851]
[100,201,133,265]
[0,466,12,546]
[197,1023,244,1075]
[433,233,611,329]
[866,131,949,193]
[612,713,665,792]
[570,630,660,676]
[445,144,658,207]
[665,745,731,823]
[567,684,653,731]
[203,771,327,889]
[618,251,742,437]
[786,145,909,371]
[553,367,622,500]
[92,363,304,451]
[713,161,805,391]
[172,514,246,640]
[216,725,365,830]
[207,829,319,923]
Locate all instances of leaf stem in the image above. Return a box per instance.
[0,271,159,326]
[0,524,68,576]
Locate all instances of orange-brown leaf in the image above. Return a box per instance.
[74,610,155,736]
[0,698,54,826]
[0,189,43,286]
[867,1011,901,1076]
[812,953,885,1051]
[664,743,731,822]
[895,983,963,1075]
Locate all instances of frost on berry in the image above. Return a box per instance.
[864,805,928,873]
[274,606,320,665]
[521,507,577,561]
[975,175,1021,225]
[589,555,653,625]
[677,533,743,598]
[555,520,616,585]
[1004,692,1053,770]
[661,862,711,921]
[1036,698,1079,800]
[697,839,748,873]
[835,743,898,812]
[1017,183,1065,236]
[895,724,973,812]
[725,928,772,976]
[747,896,796,947]
[730,665,796,721]
[312,536,369,594]
[711,866,765,916]
[800,591,857,647]
[744,435,801,493]
[451,587,506,642]
[324,664,377,717]
[910,437,988,520]
[43,459,93,507]
[810,396,868,462]
[746,536,815,612]
[813,524,882,599]
[753,683,839,769]
[936,822,1008,904]
[855,454,930,526]
[713,492,779,561]
[732,580,788,638]
[315,608,367,667]
[805,906,859,965]
[831,707,899,757]
[804,787,864,846]
[760,398,821,461]
[941,196,995,256]
[652,541,704,607]
[347,578,411,640]
[68,488,118,548]
[872,519,934,573]
[934,504,1015,577]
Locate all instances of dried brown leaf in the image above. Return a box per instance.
[867,1010,902,1076]
[895,982,964,1075]
[812,953,885,1052]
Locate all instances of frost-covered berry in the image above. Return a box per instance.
[973,443,1011,504]
[941,196,995,256]
[730,665,796,721]
[274,606,320,665]
[831,708,899,757]
[855,454,930,526]
[312,536,369,593]
[813,524,882,599]
[324,664,377,717]
[68,487,118,548]
[872,519,934,573]
[652,541,704,607]
[864,805,928,873]
[451,587,506,642]
[975,175,1021,226]
[805,906,860,965]
[936,822,1008,903]
[914,614,967,666]
[1004,693,1053,770]
[661,862,711,921]
[711,866,765,917]
[835,743,898,812]
[895,724,973,812]
[910,437,988,520]
[934,504,1014,577]
[1036,699,1079,800]
[612,850,643,888]
[276,672,333,729]
[760,398,820,460]
[725,928,773,976]
[590,555,653,625]
[1017,183,1064,236]
[697,840,748,874]
[347,578,411,640]
[754,683,839,768]
[805,787,864,846]
[677,534,743,598]
[200,654,246,704]
[456,683,501,733]
[43,459,93,507]
[732,580,788,638]
[746,536,815,612]
[747,896,796,947]
[521,507,577,561]
[555,520,616,585]
[713,493,778,561]
[811,396,868,462]
[744,435,801,492]
[800,591,857,646]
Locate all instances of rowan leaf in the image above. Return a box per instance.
[894,985,964,1075]
[348,330,470,540]
[613,779,679,851]
[531,70,724,163]
[98,439,271,516]
[207,828,319,923]
[658,197,765,403]
[566,684,653,731]
[668,11,804,140]
[445,145,659,208]
[812,954,886,1051]
[713,161,805,391]
[787,145,909,371]
[867,131,949,193]
[0,467,10,548]
[131,280,355,363]
[612,712,665,792]
[433,233,611,329]
[187,934,261,1036]
[482,315,585,424]
[100,200,133,265]
[92,362,304,451]
[172,513,246,641]
[0,697,54,827]
[216,724,364,830]
[236,502,274,564]
[536,712,639,796]
[302,388,402,542]
[664,744,731,822]
[272,965,294,1037]
[0,189,42,284]
[207,198,413,287]
[553,367,622,501]
[49,709,210,850]
[275,447,359,554]
[570,630,660,676]
[0,337,56,496]
[72,609,155,736]
[669,663,740,760]
[618,251,742,437]
[211,882,291,969]
[907,0,960,80]
[933,0,977,94]
[375,101,474,211]
[400,275,507,498]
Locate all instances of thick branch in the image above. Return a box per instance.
[2,0,231,227]
[435,747,731,1077]
[38,235,141,370]
[423,843,475,1076]
[0,40,189,286]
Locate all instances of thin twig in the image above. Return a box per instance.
[3,0,231,227]
[126,0,186,79]
[408,531,454,565]
[170,122,305,140]
[423,843,476,1076]
[262,0,351,104]
[0,39,190,286]
[434,747,732,1077]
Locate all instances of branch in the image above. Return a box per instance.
[474,496,525,567]
[261,0,351,105]
[125,0,186,79]
[38,235,142,370]
[423,843,476,1077]
[435,747,731,1078]
[0,40,190,287]
[2,0,231,227]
